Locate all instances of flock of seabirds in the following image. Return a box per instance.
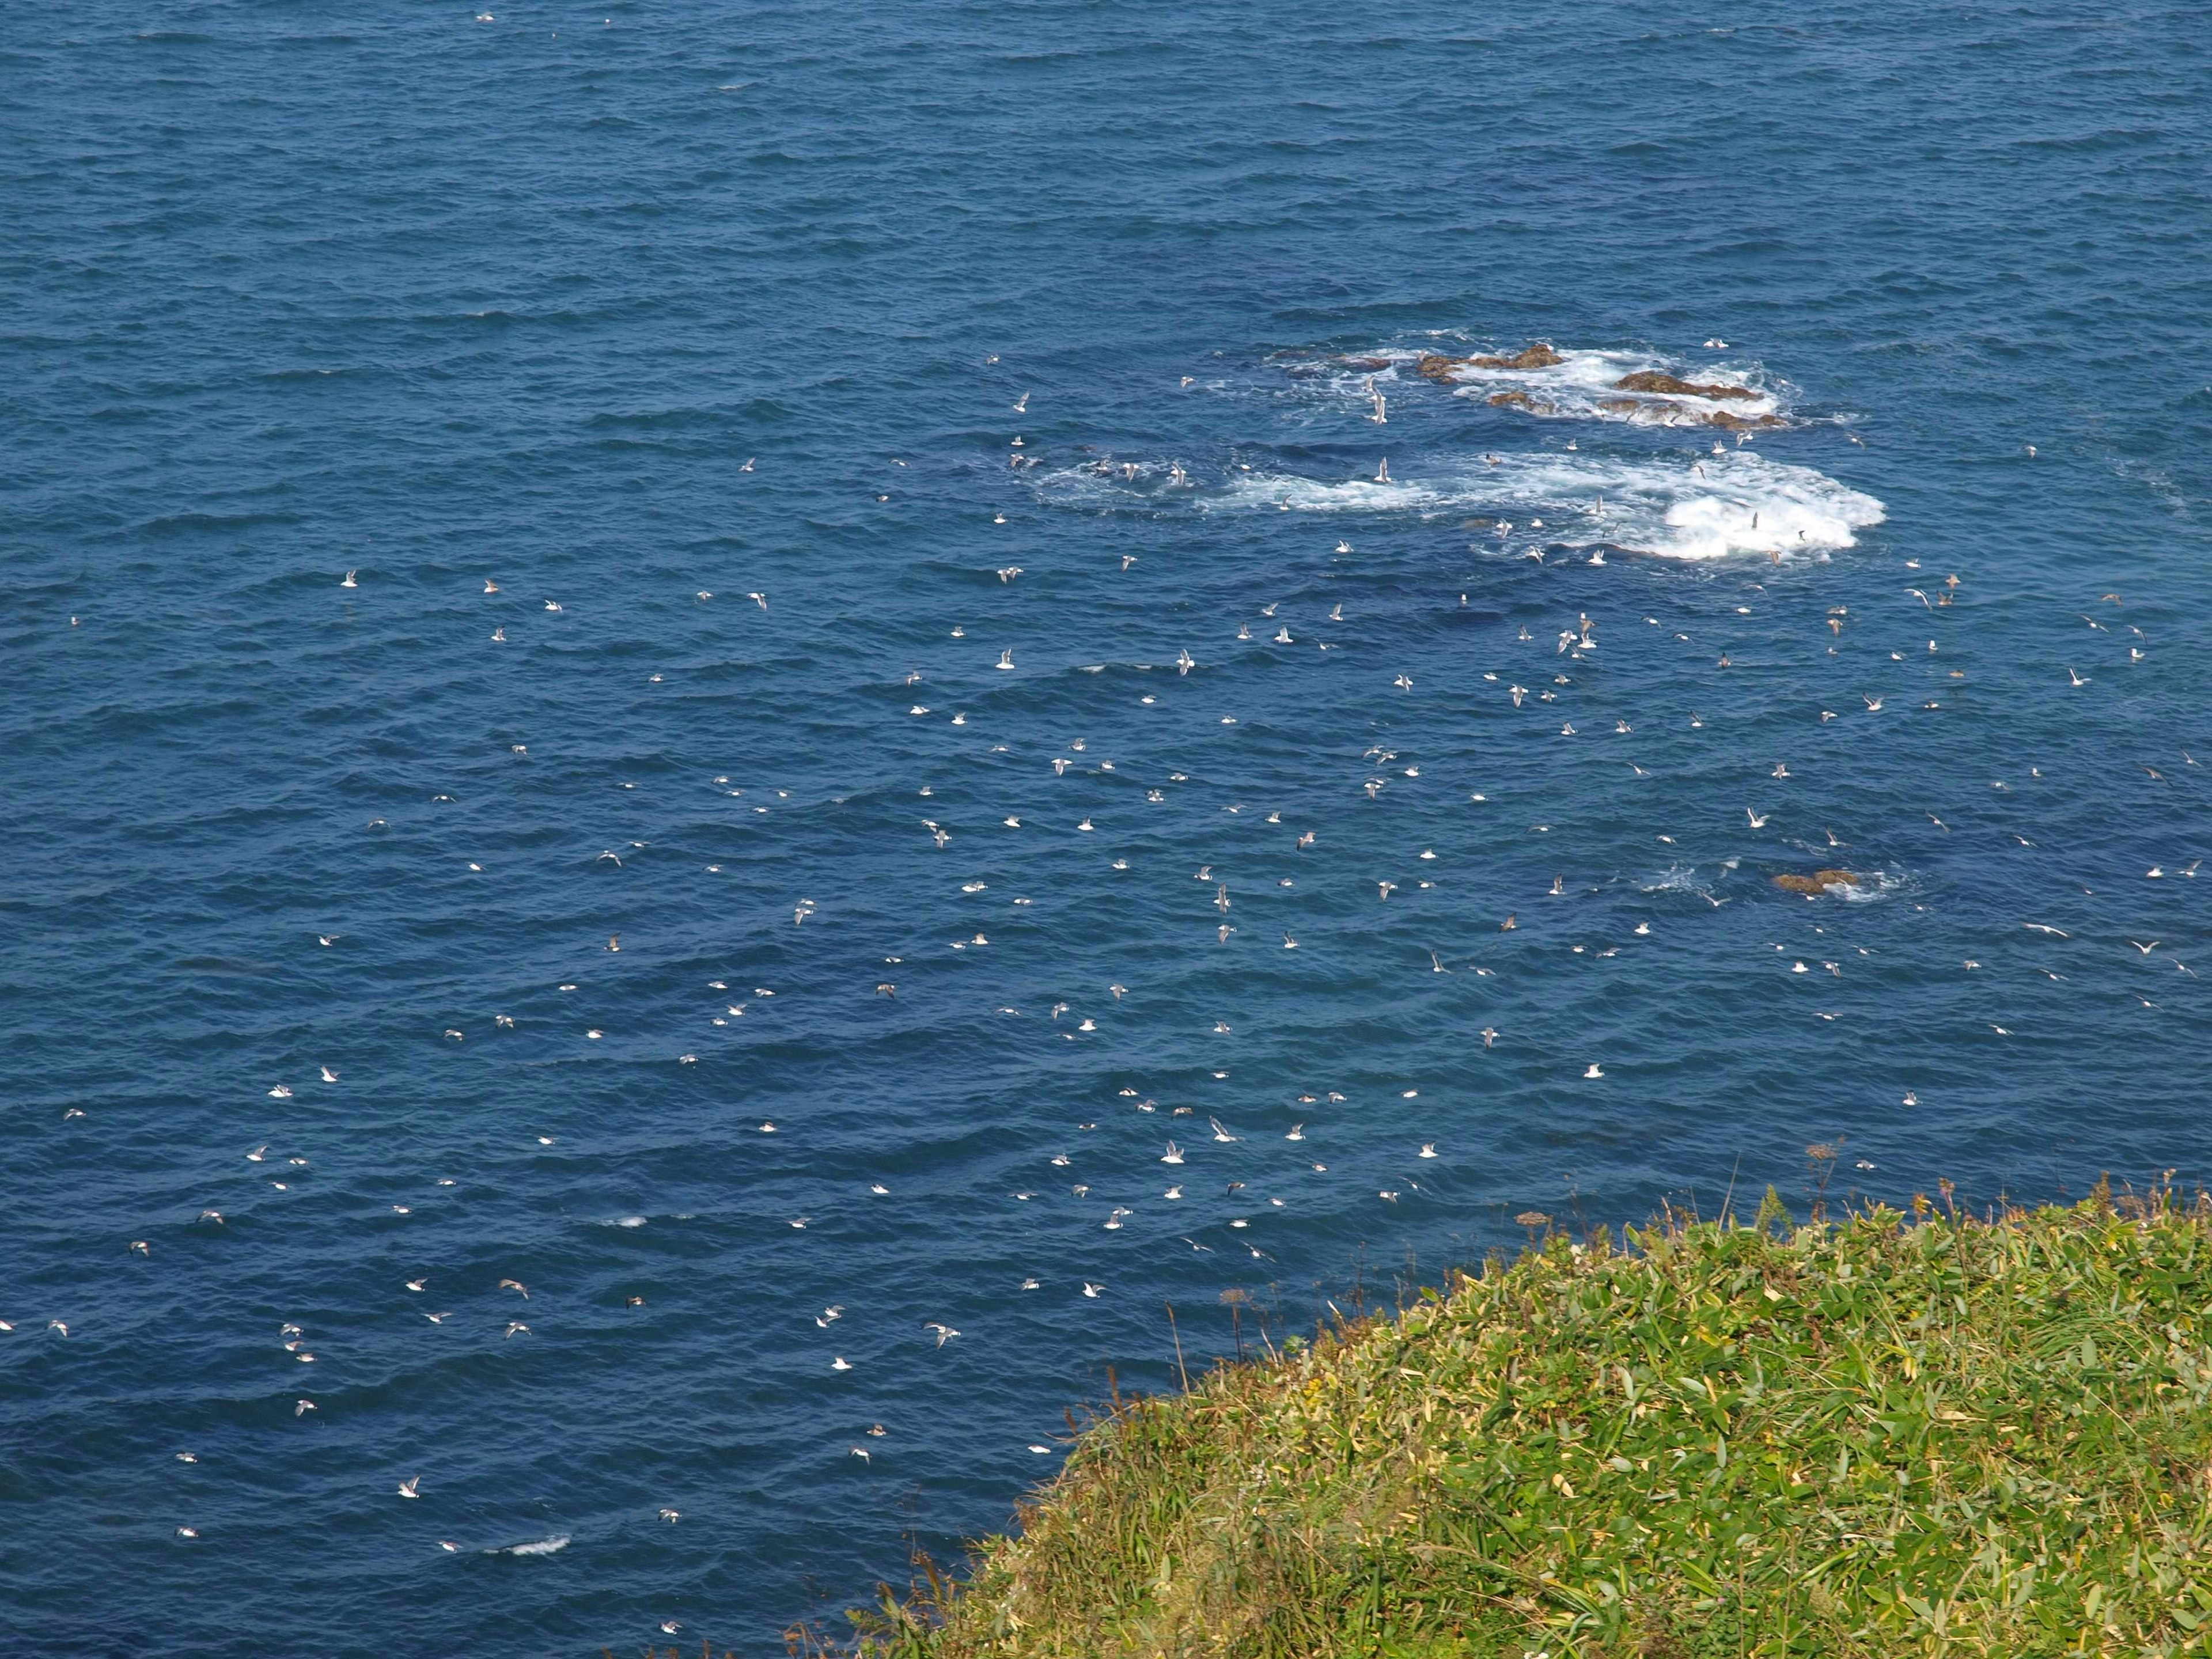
[57,351,2195,1598]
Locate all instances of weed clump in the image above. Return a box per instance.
[855,1186,2212,1657]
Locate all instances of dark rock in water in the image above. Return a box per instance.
[1474,343,1565,370]
[1612,370,1758,400]
[1711,409,1785,430]
[1336,355,1393,370]
[1415,343,1563,381]
[1487,390,1536,408]
[1772,869,1862,895]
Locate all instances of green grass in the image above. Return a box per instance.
[852,1185,2212,1658]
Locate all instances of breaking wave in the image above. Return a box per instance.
[491,1535,571,1556]
[1038,449,1884,563]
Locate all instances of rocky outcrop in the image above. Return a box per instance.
[1416,343,1563,381]
[1772,870,1862,895]
[1611,370,1758,400]
[1475,343,1565,370]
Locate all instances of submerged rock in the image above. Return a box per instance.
[1772,869,1862,895]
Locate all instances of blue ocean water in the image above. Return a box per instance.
[3,1,2209,1650]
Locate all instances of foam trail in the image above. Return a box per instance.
[1047,450,1883,563]
[493,1535,571,1556]
[1479,452,1885,561]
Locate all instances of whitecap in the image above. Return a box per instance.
[1828,870,1907,903]
[493,1534,571,1556]
[1481,451,1883,562]
[1168,450,1881,562]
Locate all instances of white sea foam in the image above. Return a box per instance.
[1641,865,1712,896]
[1825,869,1906,903]
[1092,450,1884,562]
[493,1534,571,1556]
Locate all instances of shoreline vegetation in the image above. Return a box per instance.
[835,1181,2212,1658]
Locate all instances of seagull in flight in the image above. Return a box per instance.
[923,1322,960,1348]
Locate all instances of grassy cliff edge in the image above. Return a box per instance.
[856,1189,2212,1658]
